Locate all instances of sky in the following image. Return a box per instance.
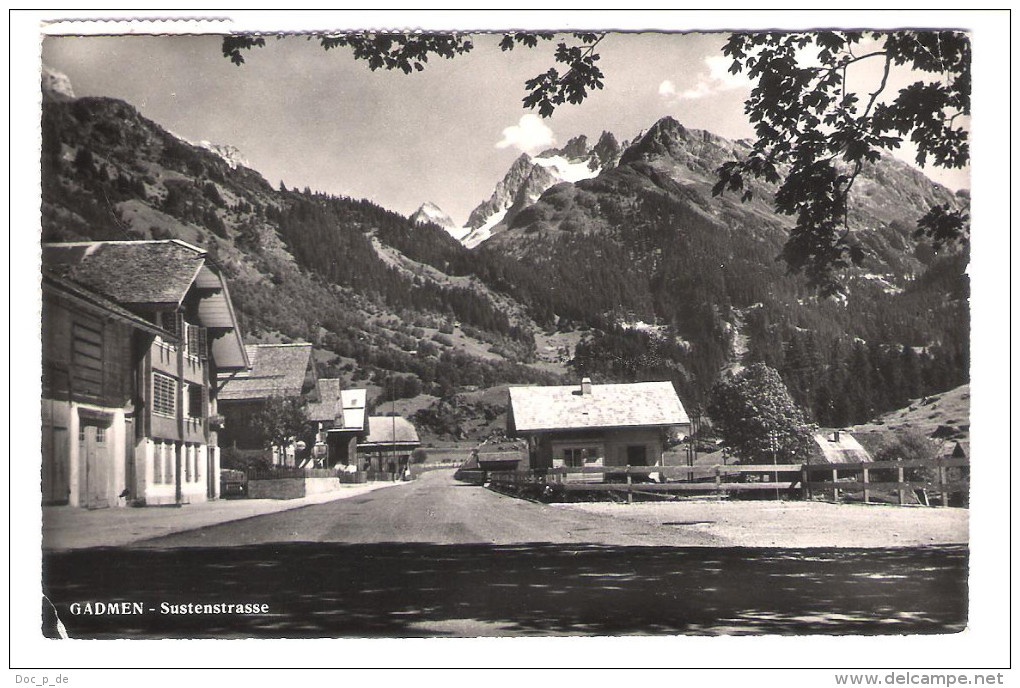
[41,30,969,226]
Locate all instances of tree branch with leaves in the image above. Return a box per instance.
[222,31,606,118]
[712,31,971,296]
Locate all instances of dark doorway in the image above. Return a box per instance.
[626,445,648,466]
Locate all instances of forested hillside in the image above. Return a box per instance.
[41,95,968,434]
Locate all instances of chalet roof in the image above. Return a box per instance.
[218,343,313,401]
[362,416,420,447]
[41,240,206,308]
[42,240,249,371]
[508,380,689,433]
[812,430,872,465]
[306,380,367,431]
[307,379,341,423]
[42,271,169,338]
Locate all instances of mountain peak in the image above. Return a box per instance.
[410,202,457,230]
[538,135,590,160]
[42,65,75,102]
[197,140,250,170]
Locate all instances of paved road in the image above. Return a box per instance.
[42,470,968,638]
[144,469,723,548]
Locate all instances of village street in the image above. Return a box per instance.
[43,470,968,638]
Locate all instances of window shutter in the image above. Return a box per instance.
[197,326,208,360]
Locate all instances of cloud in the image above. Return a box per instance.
[496,114,555,153]
[661,55,751,101]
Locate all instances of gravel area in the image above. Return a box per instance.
[553,499,968,548]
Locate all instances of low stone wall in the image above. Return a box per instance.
[247,478,305,500]
[246,477,342,500]
[302,477,342,495]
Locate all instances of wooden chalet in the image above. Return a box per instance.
[306,380,367,467]
[507,378,690,478]
[41,240,249,507]
[216,343,317,466]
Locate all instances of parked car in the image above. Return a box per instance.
[220,469,247,498]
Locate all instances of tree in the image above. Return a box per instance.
[707,363,815,465]
[222,31,606,119]
[713,31,970,296]
[250,396,310,462]
[222,29,970,295]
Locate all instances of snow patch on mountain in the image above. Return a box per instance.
[532,154,602,183]
[457,131,622,248]
[462,208,508,249]
[197,141,251,170]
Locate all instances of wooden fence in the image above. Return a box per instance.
[487,457,969,506]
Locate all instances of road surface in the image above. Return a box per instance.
[141,468,726,548]
[43,470,968,638]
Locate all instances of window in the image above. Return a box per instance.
[95,426,105,443]
[153,442,163,484]
[153,373,176,417]
[160,311,181,340]
[187,384,204,419]
[163,442,175,484]
[563,446,600,467]
[71,320,104,396]
[186,324,207,360]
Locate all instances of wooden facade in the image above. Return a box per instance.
[41,240,248,508]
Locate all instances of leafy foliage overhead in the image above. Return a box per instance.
[222,31,606,120]
[713,31,971,295]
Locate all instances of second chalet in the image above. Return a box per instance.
[507,378,690,475]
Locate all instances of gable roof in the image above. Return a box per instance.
[307,381,367,430]
[42,240,206,308]
[42,240,249,371]
[307,378,342,423]
[362,416,420,447]
[42,271,170,338]
[508,380,689,433]
[218,343,313,401]
[812,430,872,465]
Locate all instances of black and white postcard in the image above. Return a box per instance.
[11,8,1011,679]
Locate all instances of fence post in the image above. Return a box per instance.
[832,468,839,503]
[626,472,633,504]
[939,463,948,507]
[862,466,870,504]
[714,466,722,500]
[897,465,906,505]
[801,465,809,500]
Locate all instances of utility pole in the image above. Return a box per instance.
[391,375,397,481]
[770,430,780,501]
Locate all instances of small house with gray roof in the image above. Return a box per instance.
[507,378,690,474]
[811,430,872,465]
[42,239,248,508]
[216,343,317,465]
[306,380,367,467]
